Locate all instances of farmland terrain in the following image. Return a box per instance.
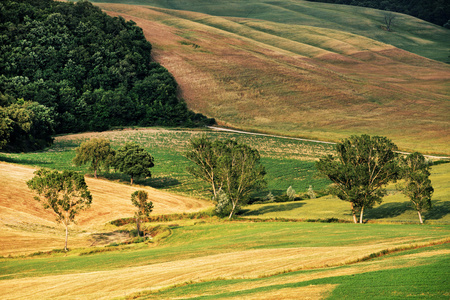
[1,1,450,298]
[87,0,450,154]
[0,128,449,298]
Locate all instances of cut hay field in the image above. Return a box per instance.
[89,0,450,155]
[1,220,449,299]
[0,161,211,256]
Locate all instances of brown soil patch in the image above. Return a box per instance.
[0,162,212,256]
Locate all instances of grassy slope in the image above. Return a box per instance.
[90,0,450,154]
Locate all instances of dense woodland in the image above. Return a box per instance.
[0,0,214,151]
[306,0,450,27]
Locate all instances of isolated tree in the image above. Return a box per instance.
[400,152,434,224]
[384,12,396,31]
[185,135,222,198]
[316,135,400,223]
[27,168,92,251]
[185,137,266,219]
[114,142,154,185]
[130,190,153,237]
[73,138,115,178]
[218,141,266,219]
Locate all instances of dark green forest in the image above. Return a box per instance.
[306,0,450,27]
[0,0,214,151]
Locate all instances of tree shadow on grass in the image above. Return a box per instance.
[240,202,305,216]
[101,173,180,189]
[0,155,50,166]
[137,177,180,189]
[424,200,450,220]
[365,202,411,219]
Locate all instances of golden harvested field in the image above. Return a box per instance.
[96,3,450,155]
[0,162,212,256]
[1,243,448,299]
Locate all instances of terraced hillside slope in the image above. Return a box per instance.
[91,1,450,155]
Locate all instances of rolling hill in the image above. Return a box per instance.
[89,0,450,155]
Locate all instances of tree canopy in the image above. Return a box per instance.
[400,152,434,224]
[0,0,214,135]
[185,136,266,219]
[73,138,115,178]
[114,142,154,185]
[26,168,92,251]
[306,0,450,27]
[316,135,400,223]
[130,190,153,237]
[0,94,55,152]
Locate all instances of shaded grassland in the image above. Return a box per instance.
[90,0,450,154]
[0,221,449,299]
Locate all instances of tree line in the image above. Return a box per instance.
[27,134,434,250]
[306,0,450,28]
[0,0,214,152]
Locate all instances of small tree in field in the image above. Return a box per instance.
[316,135,400,223]
[400,152,434,224]
[130,190,153,237]
[73,138,115,178]
[114,142,154,185]
[27,168,92,251]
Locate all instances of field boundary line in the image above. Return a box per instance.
[207,126,450,160]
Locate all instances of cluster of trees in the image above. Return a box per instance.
[0,0,214,150]
[0,93,55,151]
[73,138,155,185]
[184,136,266,219]
[316,135,434,224]
[306,0,450,27]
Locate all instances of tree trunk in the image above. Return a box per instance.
[64,225,69,251]
[94,168,97,179]
[130,176,134,185]
[136,216,141,237]
[418,211,424,224]
[228,202,236,220]
[359,206,364,224]
[351,203,357,224]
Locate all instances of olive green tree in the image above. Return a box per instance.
[73,138,115,178]
[114,142,154,185]
[316,135,400,223]
[185,137,266,219]
[400,152,434,224]
[27,168,92,251]
[131,190,153,237]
